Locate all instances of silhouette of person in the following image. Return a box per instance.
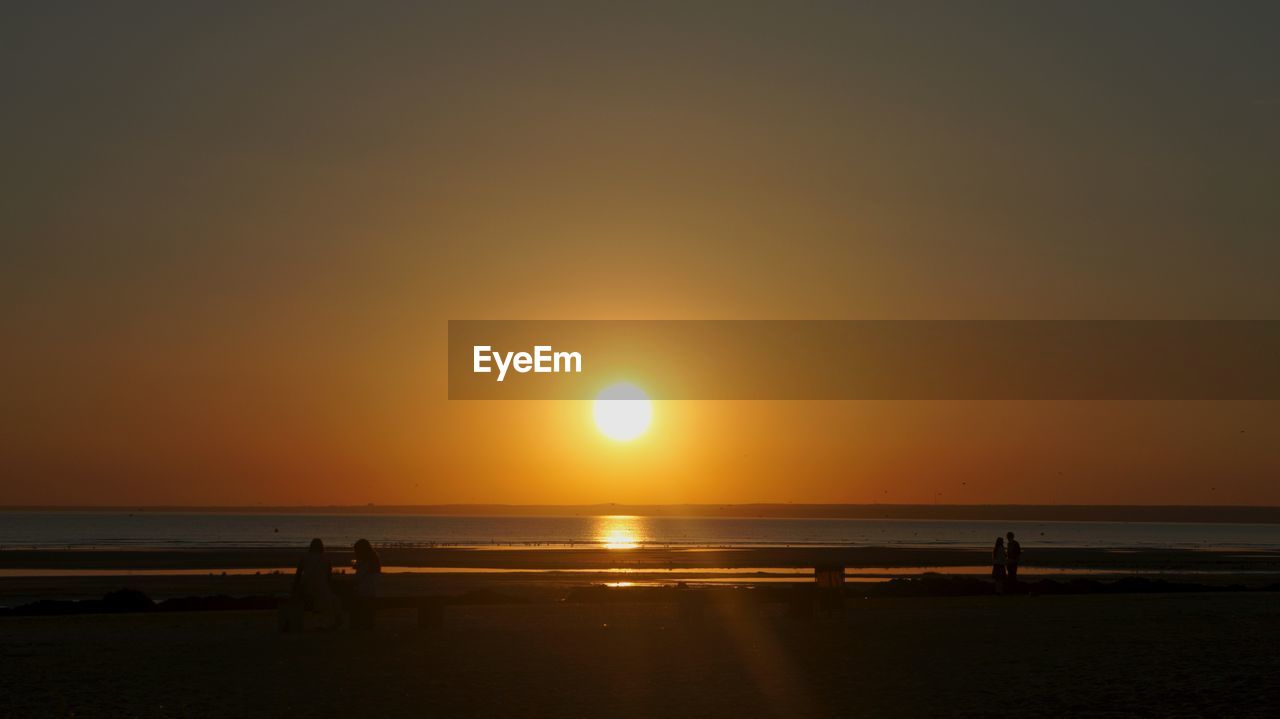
[992,536,1007,594]
[350,538,382,630]
[353,538,382,598]
[1005,531,1021,589]
[293,538,340,626]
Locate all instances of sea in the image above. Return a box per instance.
[2,512,1279,551]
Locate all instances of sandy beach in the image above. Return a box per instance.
[3,545,1279,717]
[6,544,1280,573]
[4,543,1278,604]
[5,542,1277,716]
[3,591,1276,718]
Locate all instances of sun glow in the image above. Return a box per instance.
[595,515,646,549]
[592,383,652,441]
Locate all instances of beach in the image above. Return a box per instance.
[3,541,1279,717]
[2,542,1278,603]
[7,543,1280,573]
[4,591,1277,718]
[4,516,1279,717]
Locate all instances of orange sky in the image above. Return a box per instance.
[2,3,1278,506]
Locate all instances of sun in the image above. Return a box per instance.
[593,383,653,441]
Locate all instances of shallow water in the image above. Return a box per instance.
[6,564,1267,580]
[3,512,1278,551]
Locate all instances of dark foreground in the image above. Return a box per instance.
[3,592,1277,718]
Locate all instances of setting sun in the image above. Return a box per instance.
[592,383,652,441]
[3,4,1276,717]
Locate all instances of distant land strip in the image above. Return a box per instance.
[3,504,1280,524]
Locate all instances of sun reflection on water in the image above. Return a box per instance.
[595,515,646,549]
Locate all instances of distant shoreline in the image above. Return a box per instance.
[3,504,1279,524]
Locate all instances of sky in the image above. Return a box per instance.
[2,2,1278,506]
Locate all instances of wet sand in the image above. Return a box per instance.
[5,544,1280,572]
[3,592,1277,718]
[3,546,1278,716]
[4,545,1278,607]
[3,567,1278,610]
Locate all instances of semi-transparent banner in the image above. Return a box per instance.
[448,320,1280,400]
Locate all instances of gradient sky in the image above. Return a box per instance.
[3,2,1278,506]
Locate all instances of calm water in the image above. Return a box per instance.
[2,512,1278,551]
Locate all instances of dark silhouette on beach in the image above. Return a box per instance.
[992,537,1007,593]
[1006,531,1022,590]
[350,538,383,630]
[292,538,340,627]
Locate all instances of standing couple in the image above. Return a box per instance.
[991,531,1021,593]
